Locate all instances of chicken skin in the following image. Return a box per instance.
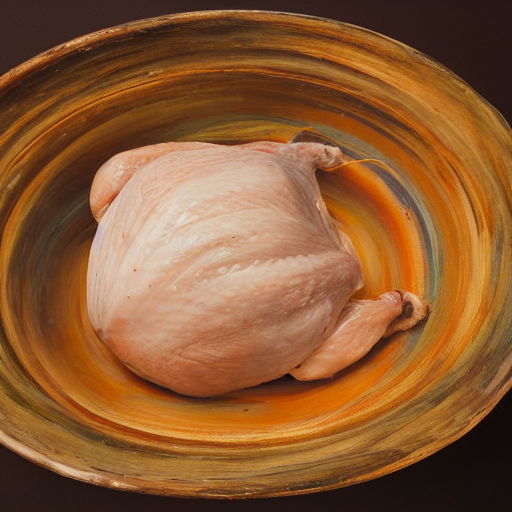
[87,141,428,397]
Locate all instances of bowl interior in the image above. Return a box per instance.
[0,11,510,497]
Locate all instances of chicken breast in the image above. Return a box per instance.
[87,140,427,397]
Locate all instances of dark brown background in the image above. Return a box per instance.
[1,1,510,511]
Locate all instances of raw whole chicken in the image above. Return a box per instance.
[87,139,428,397]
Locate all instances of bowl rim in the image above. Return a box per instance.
[0,9,511,499]
[0,8,510,135]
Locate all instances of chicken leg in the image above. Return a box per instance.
[291,291,428,380]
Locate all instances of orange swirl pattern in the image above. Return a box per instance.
[0,11,510,498]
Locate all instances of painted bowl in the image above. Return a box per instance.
[0,10,510,498]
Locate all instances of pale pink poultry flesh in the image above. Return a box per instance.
[87,140,428,397]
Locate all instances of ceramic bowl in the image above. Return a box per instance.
[0,10,510,498]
